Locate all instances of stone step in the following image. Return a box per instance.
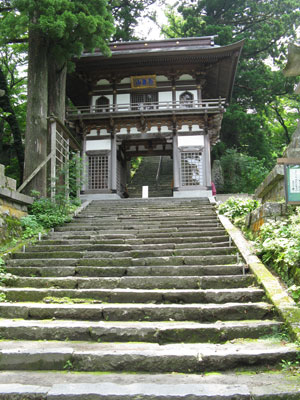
[6,264,245,277]
[26,241,232,253]
[0,319,282,343]
[7,254,239,266]
[68,219,220,225]
[44,234,229,244]
[5,275,255,290]
[0,288,266,305]
[55,225,224,233]
[0,340,297,373]
[1,370,300,399]
[49,229,227,239]
[13,247,236,260]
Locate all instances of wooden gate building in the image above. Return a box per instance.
[66,37,243,198]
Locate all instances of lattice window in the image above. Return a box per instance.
[88,155,109,190]
[180,152,203,186]
[131,92,158,110]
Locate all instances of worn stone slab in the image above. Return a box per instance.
[47,383,251,399]
[5,265,244,278]
[9,275,255,290]
[1,371,300,399]
[0,319,282,343]
[0,287,266,304]
[0,340,297,373]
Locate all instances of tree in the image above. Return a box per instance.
[1,0,114,195]
[0,44,27,183]
[162,0,300,173]
[109,0,158,41]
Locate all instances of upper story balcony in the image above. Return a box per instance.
[67,98,226,121]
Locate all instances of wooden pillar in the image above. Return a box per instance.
[112,80,117,111]
[173,131,180,191]
[172,77,176,108]
[204,133,212,187]
[82,134,88,191]
[75,151,81,198]
[111,132,117,193]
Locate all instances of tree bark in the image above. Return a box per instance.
[23,28,49,196]
[48,58,67,122]
[0,65,24,183]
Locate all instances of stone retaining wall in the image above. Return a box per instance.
[246,202,288,234]
[0,164,33,242]
[255,123,300,203]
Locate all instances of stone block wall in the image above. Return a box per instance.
[255,122,300,203]
[0,164,33,242]
[246,202,288,234]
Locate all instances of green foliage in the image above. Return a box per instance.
[130,157,143,178]
[28,197,75,229]
[163,0,300,176]
[255,208,300,290]
[219,149,269,193]
[4,0,115,63]
[217,197,259,221]
[288,285,300,304]
[281,357,300,374]
[0,292,7,302]
[110,0,158,41]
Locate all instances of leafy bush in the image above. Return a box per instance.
[29,197,76,229]
[217,197,259,221]
[20,215,45,239]
[255,209,300,287]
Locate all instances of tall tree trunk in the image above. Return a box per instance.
[0,66,24,183]
[48,58,67,122]
[23,28,48,196]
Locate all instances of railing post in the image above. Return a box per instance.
[76,150,81,198]
[50,119,56,201]
[65,138,70,201]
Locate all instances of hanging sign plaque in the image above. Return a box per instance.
[131,75,156,89]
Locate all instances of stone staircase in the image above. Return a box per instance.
[0,198,299,398]
[128,156,173,197]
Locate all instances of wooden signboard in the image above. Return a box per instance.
[131,75,156,89]
[277,159,300,204]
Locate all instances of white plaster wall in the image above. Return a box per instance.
[178,74,193,81]
[86,139,111,151]
[117,93,130,105]
[178,135,204,148]
[156,75,169,82]
[96,79,110,85]
[120,77,131,84]
[159,91,172,104]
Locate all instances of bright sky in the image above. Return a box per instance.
[134,0,178,40]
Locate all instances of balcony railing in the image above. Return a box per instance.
[67,98,226,118]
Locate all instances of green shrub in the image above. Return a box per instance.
[20,215,45,239]
[217,197,259,221]
[29,197,75,229]
[255,209,300,287]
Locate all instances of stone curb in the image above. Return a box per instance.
[218,213,300,342]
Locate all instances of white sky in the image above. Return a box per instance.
[134,0,178,40]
